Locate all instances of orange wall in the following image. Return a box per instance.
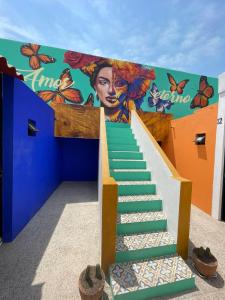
[162,104,218,215]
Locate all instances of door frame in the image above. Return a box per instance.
[212,72,225,220]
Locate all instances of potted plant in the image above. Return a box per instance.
[79,264,105,300]
[192,247,218,278]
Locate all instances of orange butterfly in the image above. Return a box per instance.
[167,73,189,94]
[37,68,83,104]
[20,43,56,70]
[85,93,94,106]
[190,76,214,109]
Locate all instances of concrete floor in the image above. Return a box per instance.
[0,182,225,299]
[0,182,100,300]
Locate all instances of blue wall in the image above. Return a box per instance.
[2,75,99,242]
[2,75,61,242]
[58,138,99,181]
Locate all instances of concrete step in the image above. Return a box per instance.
[106,122,130,128]
[116,231,176,263]
[111,170,151,181]
[110,160,146,170]
[108,144,139,151]
[109,255,195,300]
[117,181,156,196]
[108,151,143,160]
[107,131,134,139]
[108,139,137,146]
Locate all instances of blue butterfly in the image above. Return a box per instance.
[148,83,174,113]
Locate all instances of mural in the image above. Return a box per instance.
[0,38,218,122]
[64,51,155,122]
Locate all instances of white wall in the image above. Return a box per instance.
[212,72,225,219]
[131,112,181,240]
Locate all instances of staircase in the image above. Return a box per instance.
[106,121,195,300]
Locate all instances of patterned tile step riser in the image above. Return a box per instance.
[116,244,177,263]
[106,122,130,128]
[108,145,140,151]
[109,152,143,160]
[112,278,195,300]
[118,194,161,202]
[118,185,156,196]
[118,211,166,223]
[111,171,151,181]
[117,220,167,235]
[110,161,146,170]
[118,181,155,185]
[116,232,175,252]
[118,201,162,213]
[110,255,195,300]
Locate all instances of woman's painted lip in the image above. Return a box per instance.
[106,97,118,103]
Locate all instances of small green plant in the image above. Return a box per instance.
[193,247,217,263]
[84,264,103,287]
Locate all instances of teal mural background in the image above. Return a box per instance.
[0,38,218,120]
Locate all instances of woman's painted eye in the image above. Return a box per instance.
[98,79,108,85]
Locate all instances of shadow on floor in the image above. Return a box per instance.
[0,181,98,300]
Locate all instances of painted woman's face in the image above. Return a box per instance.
[94,67,128,108]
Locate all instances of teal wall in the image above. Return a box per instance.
[0,38,218,121]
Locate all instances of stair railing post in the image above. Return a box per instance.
[98,108,118,274]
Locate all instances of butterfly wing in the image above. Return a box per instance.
[30,44,40,54]
[29,55,40,70]
[148,95,155,107]
[85,93,94,106]
[54,94,66,104]
[156,101,165,113]
[199,76,208,91]
[198,76,214,107]
[38,54,56,64]
[167,73,177,92]
[20,44,35,57]
[177,79,189,94]
[164,100,174,110]
[200,95,209,108]
[61,88,83,104]
[148,83,160,107]
[58,68,73,91]
[190,94,201,109]
[37,90,56,103]
[203,86,214,98]
[151,82,159,94]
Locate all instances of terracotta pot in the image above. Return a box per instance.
[192,252,218,277]
[79,267,105,300]
[79,287,104,300]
